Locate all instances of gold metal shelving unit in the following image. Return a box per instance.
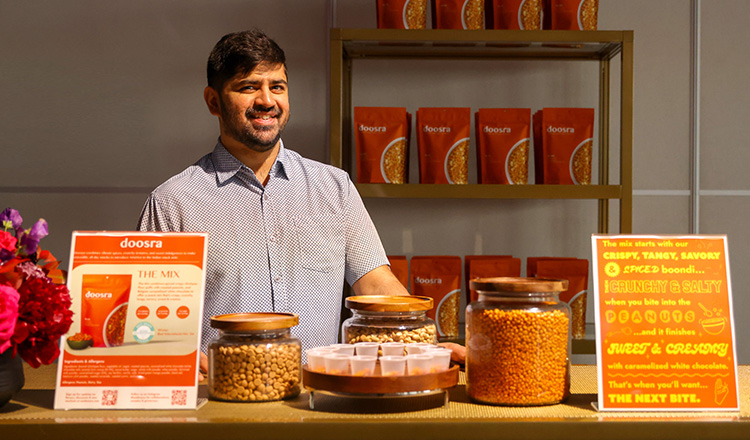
[329,28,633,234]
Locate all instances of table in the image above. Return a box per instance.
[1,364,748,440]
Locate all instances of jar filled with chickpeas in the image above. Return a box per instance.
[208,312,301,402]
[342,296,437,348]
[466,278,571,406]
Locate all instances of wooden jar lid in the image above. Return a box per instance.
[345,295,433,312]
[470,277,568,293]
[210,312,299,331]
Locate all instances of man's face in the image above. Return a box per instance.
[216,63,290,152]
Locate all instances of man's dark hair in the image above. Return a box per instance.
[206,29,286,91]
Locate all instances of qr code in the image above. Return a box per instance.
[102,390,118,406]
[171,389,187,406]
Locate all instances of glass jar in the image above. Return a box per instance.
[466,277,571,406]
[208,312,301,402]
[342,296,438,347]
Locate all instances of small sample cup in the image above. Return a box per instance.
[350,355,377,376]
[328,343,356,356]
[354,342,380,357]
[323,353,352,375]
[380,342,406,356]
[406,354,433,375]
[405,342,433,355]
[306,348,334,372]
[426,349,451,372]
[379,355,406,376]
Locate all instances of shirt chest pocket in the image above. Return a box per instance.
[293,215,345,272]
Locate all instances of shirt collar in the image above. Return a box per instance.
[212,140,290,185]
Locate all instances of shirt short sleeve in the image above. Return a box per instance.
[137,193,175,232]
[342,176,389,286]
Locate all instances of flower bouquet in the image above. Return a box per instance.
[0,208,73,367]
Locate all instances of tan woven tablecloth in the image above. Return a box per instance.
[2,364,748,422]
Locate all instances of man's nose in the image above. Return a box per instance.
[256,86,274,107]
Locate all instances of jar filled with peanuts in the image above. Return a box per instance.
[208,312,301,402]
[342,296,438,348]
[466,278,571,406]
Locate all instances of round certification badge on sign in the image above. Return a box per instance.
[133,322,155,343]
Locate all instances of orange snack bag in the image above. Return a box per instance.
[466,257,521,303]
[536,258,589,339]
[377,0,427,29]
[432,0,484,29]
[354,107,411,184]
[410,256,461,339]
[80,274,132,347]
[526,256,578,277]
[532,109,544,183]
[485,0,542,30]
[417,107,471,184]
[550,0,599,30]
[464,255,511,298]
[542,107,594,185]
[476,108,531,184]
[387,255,410,289]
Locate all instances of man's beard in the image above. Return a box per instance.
[220,100,288,153]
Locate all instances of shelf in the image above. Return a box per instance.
[335,29,630,60]
[356,184,621,199]
[330,27,633,233]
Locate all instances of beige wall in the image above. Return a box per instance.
[1,0,748,362]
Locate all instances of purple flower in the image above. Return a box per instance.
[0,208,23,232]
[17,219,48,256]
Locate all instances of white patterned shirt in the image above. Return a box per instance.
[137,141,388,353]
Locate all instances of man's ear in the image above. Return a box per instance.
[204,86,221,116]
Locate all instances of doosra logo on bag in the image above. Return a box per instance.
[423,125,451,133]
[358,124,387,133]
[414,277,442,285]
[484,126,511,134]
[547,126,575,134]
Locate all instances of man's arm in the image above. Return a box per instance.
[351,264,466,363]
[351,265,409,296]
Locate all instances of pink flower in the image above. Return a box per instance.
[0,285,20,354]
[0,231,16,252]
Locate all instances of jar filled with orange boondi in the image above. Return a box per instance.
[466,277,571,406]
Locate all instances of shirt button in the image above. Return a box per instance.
[264,194,269,201]
[273,275,281,282]
[269,235,276,243]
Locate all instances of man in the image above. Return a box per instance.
[137,29,410,366]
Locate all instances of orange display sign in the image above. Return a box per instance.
[592,235,739,411]
[54,231,208,410]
